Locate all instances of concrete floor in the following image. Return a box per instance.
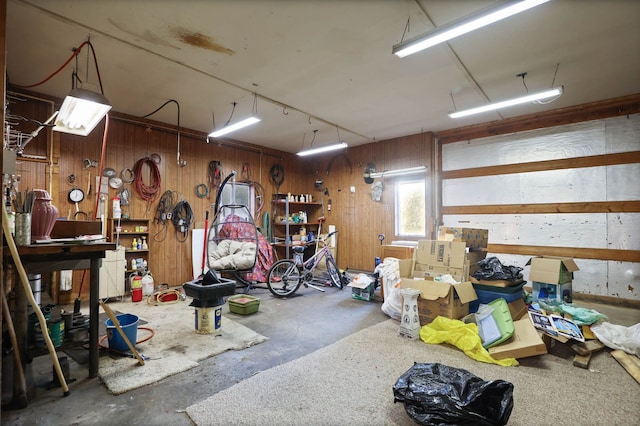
[2,286,639,426]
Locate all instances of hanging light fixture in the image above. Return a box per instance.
[209,96,261,138]
[297,142,348,157]
[53,88,112,136]
[297,126,347,157]
[448,86,563,118]
[393,0,550,58]
[52,40,111,136]
[369,166,427,179]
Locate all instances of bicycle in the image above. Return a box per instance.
[266,230,344,297]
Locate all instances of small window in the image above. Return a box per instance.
[395,179,426,237]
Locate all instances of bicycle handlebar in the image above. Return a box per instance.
[324,230,338,240]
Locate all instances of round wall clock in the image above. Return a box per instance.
[68,188,85,203]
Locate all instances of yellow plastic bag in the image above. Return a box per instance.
[420,316,519,367]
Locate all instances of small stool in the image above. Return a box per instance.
[399,288,422,340]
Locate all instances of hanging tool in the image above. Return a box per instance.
[269,163,285,193]
[100,301,145,366]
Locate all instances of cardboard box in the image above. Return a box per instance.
[398,259,413,278]
[412,240,487,282]
[508,298,527,321]
[414,240,468,269]
[438,226,489,251]
[532,281,573,303]
[413,264,466,283]
[488,316,547,360]
[400,277,477,325]
[348,274,377,302]
[527,256,579,285]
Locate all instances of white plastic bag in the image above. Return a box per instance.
[591,322,640,357]
[376,258,403,320]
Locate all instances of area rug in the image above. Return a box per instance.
[98,298,268,395]
[186,319,639,426]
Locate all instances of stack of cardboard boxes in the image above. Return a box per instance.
[398,226,548,360]
[400,227,489,325]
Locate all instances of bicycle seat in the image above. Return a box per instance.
[292,245,306,253]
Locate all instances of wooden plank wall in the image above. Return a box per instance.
[7,90,308,303]
[8,88,639,304]
[299,132,434,272]
[436,93,640,306]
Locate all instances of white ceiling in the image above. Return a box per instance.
[6,0,640,154]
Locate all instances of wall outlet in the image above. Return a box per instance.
[350,186,355,193]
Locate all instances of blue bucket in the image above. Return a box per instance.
[105,313,139,352]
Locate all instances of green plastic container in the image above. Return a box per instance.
[483,298,515,348]
[228,294,260,315]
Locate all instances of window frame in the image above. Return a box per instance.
[394,177,427,238]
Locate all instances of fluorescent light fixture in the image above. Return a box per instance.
[53,88,112,136]
[393,0,550,58]
[369,166,427,178]
[208,116,261,138]
[448,86,563,118]
[297,142,348,157]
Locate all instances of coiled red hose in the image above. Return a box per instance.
[133,157,162,204]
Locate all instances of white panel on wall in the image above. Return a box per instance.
[442,120,605,171]
[443,167,606,206]
[444,214,606,248]
[607,163,640,200]
[607,213,640,250]
[608,261,640,300]
[442,114,639,300]
[606,114,640,153]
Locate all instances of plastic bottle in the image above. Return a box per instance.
[141,236,148,250]
[112,197,121,219]
[132,237,138,250]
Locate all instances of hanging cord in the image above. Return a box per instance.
[153,190,178,242]
[171,199,194,242]
[208,160,222,197]
[133,156,162,210]
[11,39,105,95]
[140,100,183,166]
[249,180,266,217]
[195,183,209,198]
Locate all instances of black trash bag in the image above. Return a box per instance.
[393,363,514,426]
[472,256,523,281]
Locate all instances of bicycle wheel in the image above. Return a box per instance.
[325,255,343,289]
[267,259,302,297]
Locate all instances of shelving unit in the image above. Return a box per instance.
[106,218,151,275]
[271,194,323,259]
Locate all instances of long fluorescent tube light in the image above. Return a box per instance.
[208,116,261,138]
[53,88,112,136]
[369,166,427,178]
[448,86,563,118]
[297,142,348,157]
[393,0,550,58]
